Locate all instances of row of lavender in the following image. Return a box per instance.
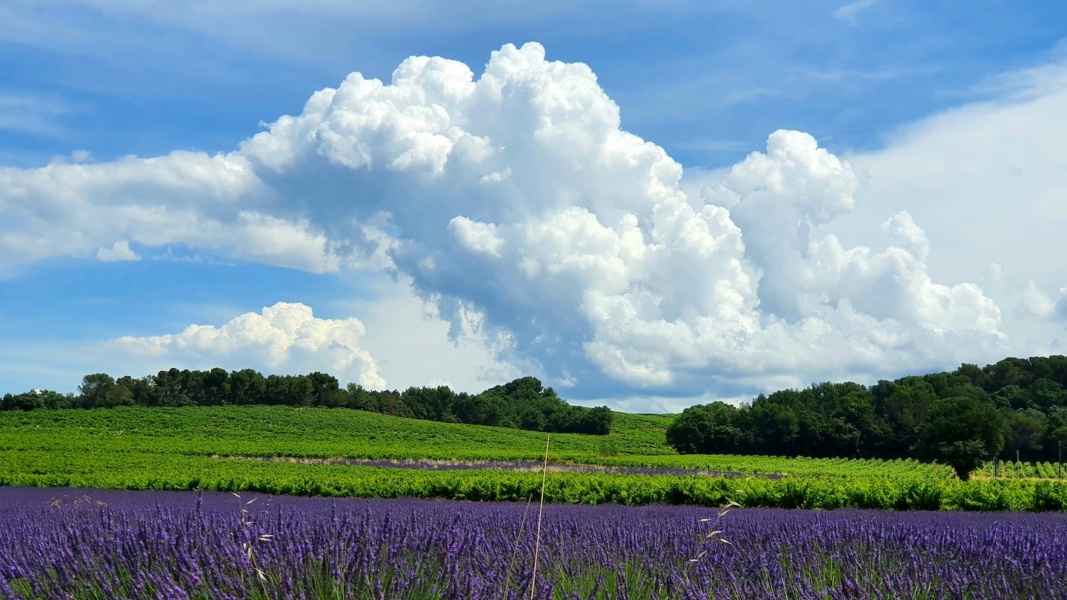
[2,487,1065,599]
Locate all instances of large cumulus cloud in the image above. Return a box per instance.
[0,43,1017,398]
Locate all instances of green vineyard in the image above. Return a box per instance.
[973,461,1067,480]
[2,405,1066,511]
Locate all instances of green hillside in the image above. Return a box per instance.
[0,405,676,461]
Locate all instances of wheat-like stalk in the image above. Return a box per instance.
[47,494,107,511]
[681,499,740,584]
[233,492,274,596]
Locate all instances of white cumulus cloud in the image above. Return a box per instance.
[112,302,385,389]
[5,42,1060,402]
[95,239,139,262]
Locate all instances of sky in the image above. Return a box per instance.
[2,1,1067,412]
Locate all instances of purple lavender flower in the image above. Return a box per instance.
[1,487,1066,599]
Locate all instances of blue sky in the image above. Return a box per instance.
[3,1,1067,411]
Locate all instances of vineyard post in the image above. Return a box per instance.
[993,457,997,479]
[1059,442,1062,479]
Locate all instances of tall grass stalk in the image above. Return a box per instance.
[529,434,550,600]
[502,493,534,600]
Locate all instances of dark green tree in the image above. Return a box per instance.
[871,377,937,457]
[913,396,1005,480]
[954,363,988,388]
[200,368,230,405]
[153,368,192,406]
[667,402,746,455]
[307,372,344,407]
[229,369,266,405]
[1027,378,1067,412]
[749,401,801,456]
[571,406,614,435]
[1003,409,1047,461]
[3,392,33,411]
[983,357,1033,391]
[78,373,132,408]
[116,375,158,406]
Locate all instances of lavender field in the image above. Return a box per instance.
[1,487,1065,600]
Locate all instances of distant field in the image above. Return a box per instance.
[4,406,1067,510]
[0,405,943,476]
[0,405,677,460]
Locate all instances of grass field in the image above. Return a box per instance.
[4,406,1067,510]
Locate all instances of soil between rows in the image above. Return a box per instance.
[211,455,787,479]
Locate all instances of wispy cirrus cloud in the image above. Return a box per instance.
[833,0,877,24]
[0,93,70,137]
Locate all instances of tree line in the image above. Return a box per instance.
[666,355,1067,479]
[1,370,613,435]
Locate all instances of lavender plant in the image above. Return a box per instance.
[2,487,1066,599]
